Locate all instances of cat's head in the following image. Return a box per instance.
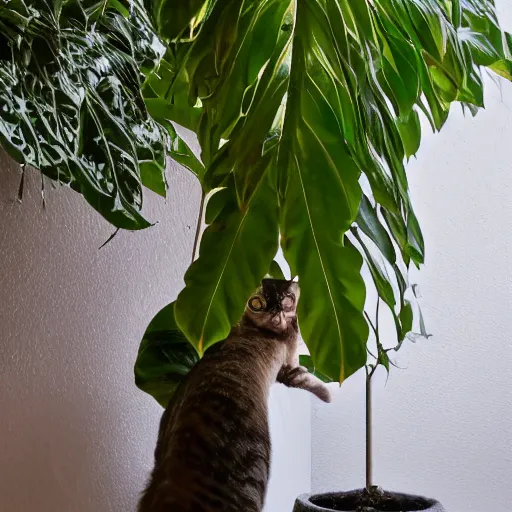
[244,279,299,334]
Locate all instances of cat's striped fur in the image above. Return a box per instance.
[138,279,330,512]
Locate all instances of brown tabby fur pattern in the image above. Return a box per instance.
[138,279,330,512]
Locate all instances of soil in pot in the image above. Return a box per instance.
[309,488,437,511]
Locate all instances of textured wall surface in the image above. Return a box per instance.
[0,149,310,512]
[312,3,512,511]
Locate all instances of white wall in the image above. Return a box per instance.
[312,3,512,511]
[0,148,310,511]
[266,386,311,511]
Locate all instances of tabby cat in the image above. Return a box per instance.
[138,279,331,512]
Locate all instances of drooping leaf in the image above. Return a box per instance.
[381,205,425,267]
[351,228,396,310]
[0,0,169,229]
[377,343,391,373]
[489,59,512,80]
[356,195,397,265]
[352,225,413,346]
[276,1,372,383]
[175,167,279,354]
[171,1,291,353]
[356,193,413,343]
[397,109,422,159]
[282,174,369,384]
[134,301,200,407]
[399,300,414,340]
[412,283,433,339]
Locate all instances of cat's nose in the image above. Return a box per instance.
[271,314,281,325]
[271,311,286,330]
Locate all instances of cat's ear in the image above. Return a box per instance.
[289,281,299,301]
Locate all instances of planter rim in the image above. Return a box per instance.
[294,489,445,512]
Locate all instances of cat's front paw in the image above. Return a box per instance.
[277,365,332,403]
[314,385,332,403]
[277,364,308,386]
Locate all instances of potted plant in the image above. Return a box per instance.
[1,1,510,510]
[129,5,509,511]
[293,299,445,512]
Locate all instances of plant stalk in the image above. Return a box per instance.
[366,370,373,491]
[191,190,205,265]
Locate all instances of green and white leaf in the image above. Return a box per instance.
[0,0,172,229]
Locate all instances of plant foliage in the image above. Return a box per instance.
[139,0,512,392]
[0,0,170,229]
[1,0,511,403]
[134,301,200,407]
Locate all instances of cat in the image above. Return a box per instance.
[138,279,331,512]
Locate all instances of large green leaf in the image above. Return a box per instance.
[134,301,199,407]
[171,1,291,353]
[0,0,169,229]
[281,165,368,382]
[174,167,279,354]
[275,0,370,383]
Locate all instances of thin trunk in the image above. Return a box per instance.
[365,298,379,493]
[366,372,372,491]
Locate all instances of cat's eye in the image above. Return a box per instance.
[248,295,266,312]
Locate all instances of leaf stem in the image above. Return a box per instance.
[191,189,205,265]
[17,164,26,203]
